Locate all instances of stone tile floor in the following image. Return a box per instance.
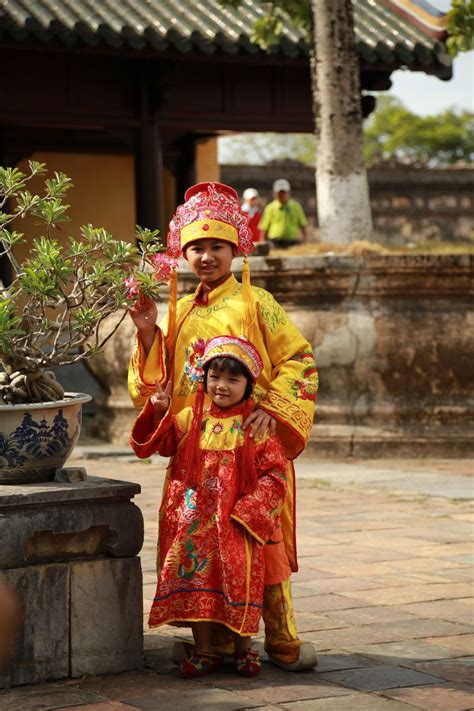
[1,455,473,710]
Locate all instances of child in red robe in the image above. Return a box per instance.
[131,336,287,679]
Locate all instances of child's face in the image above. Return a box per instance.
[184,239,234,285]
[207,366,248,408]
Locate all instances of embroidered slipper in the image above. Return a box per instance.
[234,648,261,677]
[179,651,224,678]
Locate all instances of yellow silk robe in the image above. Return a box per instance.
[129,274,317,570]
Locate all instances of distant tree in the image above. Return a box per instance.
[446,0,474,55]
[220,99,474,168]
[364,97,474,165]
[220,0,373,244]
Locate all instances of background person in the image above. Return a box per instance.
[241,187,262,242]
[259,179,308,247]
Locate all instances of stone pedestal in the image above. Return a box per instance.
[0,474,144,687]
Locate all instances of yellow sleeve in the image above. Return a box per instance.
[128,327,168,409]
[254,288,318,459]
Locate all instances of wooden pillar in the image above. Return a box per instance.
[134,79,164,234]
[175,135,197,204]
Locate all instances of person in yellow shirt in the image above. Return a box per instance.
[259,178,308,247]
[128,181,318,671]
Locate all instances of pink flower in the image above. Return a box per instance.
[151,253,178,283]
[124,275,140,300]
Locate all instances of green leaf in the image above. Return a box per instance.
[68,238,87,256]
[0,299,26,345]
[34,197,70,224]
[27,160,47,176]
[447,0,474,56]
[0,228,24,246]
[72,307,101,333]
[136,225,161,243]
[15,190,41,213]
[103,239,139,264]
[45,172,74,198]
[0,212,14,225]
[0,166,26,193]
[18,266,60,298]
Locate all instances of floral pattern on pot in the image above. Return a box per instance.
[0,394,89,484]
[0,410,75,468]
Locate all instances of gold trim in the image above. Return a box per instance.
[239,532,252,634]
[148,616,255,636]
[230,514,266,546]
[181,219,238,249]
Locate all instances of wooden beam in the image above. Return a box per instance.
[134,78,164,234]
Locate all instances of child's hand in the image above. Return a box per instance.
[128,294,157,335]
[150,380,172,419]
[243,408,277,439]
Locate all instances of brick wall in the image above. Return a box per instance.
[221,162,474,245]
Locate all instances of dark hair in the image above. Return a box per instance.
[204,357,253,401]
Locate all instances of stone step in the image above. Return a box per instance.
[306,424,474,459]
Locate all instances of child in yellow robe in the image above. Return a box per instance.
[128,182,318,671]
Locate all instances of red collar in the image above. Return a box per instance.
[208,399,254,419]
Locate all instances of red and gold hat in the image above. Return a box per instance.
[166,182,258,354]
[201,336,263,382]
[167,182,254,258]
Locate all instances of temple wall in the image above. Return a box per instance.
[221,163,474,245]
[15,152,136,264]
[82,254,474,456]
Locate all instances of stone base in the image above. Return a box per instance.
[0,474,145,688]
[0,564,69,687]
[0,558,143,687]
[70,558,143,677]
[305,424,474,459]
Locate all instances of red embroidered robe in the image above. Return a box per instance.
[131,399,287,635]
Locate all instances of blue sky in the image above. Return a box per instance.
[388,50,473,115]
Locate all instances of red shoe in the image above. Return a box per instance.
[234,648,261,677]
[179,651,223,678]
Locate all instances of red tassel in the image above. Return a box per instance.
[239,399,258,496]
[181,382,205,489]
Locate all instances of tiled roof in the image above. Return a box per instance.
[0,0,452,76]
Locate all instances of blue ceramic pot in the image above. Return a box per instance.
[0,393,92,484]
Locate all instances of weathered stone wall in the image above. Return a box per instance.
[244,254,473,430]
[0,476,144,687]
[84,254,474,456]
[221,162,474,245]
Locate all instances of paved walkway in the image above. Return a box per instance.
[1,455,473,711]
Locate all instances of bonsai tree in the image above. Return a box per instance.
[0,161,172,404]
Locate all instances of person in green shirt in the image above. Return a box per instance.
[259,179,308,247]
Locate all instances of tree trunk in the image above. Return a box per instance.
[312,0,373,244]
